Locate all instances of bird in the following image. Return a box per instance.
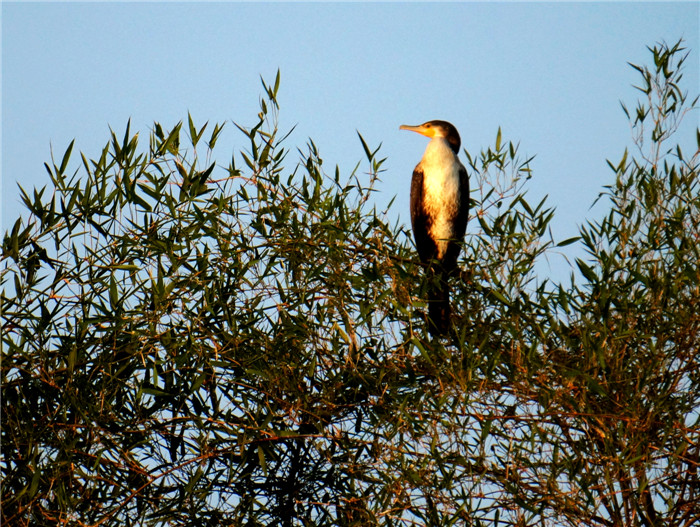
[400,120,470,336]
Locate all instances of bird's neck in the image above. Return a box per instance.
[422,137,458,171]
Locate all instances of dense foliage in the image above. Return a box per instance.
[2,41,698,526]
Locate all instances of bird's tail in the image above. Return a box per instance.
[427,271,450,337]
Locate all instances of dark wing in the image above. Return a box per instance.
[442,161,470,273]
[454,161,470,239]
[410,164,436,264]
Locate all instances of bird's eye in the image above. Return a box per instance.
[424,123,431,128]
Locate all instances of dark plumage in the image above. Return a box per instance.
[400,120,469,336]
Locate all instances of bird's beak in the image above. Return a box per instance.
[399,124,435,138]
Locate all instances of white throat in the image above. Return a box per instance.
[420,137,461,259]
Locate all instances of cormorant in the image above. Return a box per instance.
[400,120,469,336]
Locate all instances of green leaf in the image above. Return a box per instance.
[158,122,182,156]
[576,258,598,283]
[273,68,281,98]
[257,446,268,476]
[208,122,224,149]
[188,112,197,146]
[489,288,511,306]
[479,417,493,442]
[59,139,75,174]
[413,338,434,366]
[557,236,581,247]
[357,131,373,162]
[109,273,118,308]
[141,386,172,397]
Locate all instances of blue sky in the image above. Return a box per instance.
[2,1,698,283]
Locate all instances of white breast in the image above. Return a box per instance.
[420,138,461,259]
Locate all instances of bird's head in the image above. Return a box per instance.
[399,120,461,153]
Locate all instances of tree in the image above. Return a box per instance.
[2,41,698,526]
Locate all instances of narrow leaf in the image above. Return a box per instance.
[60,140,75,174]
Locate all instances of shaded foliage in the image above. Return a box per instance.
[2,43,699,526]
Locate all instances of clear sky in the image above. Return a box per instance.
[2,1,699,284]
